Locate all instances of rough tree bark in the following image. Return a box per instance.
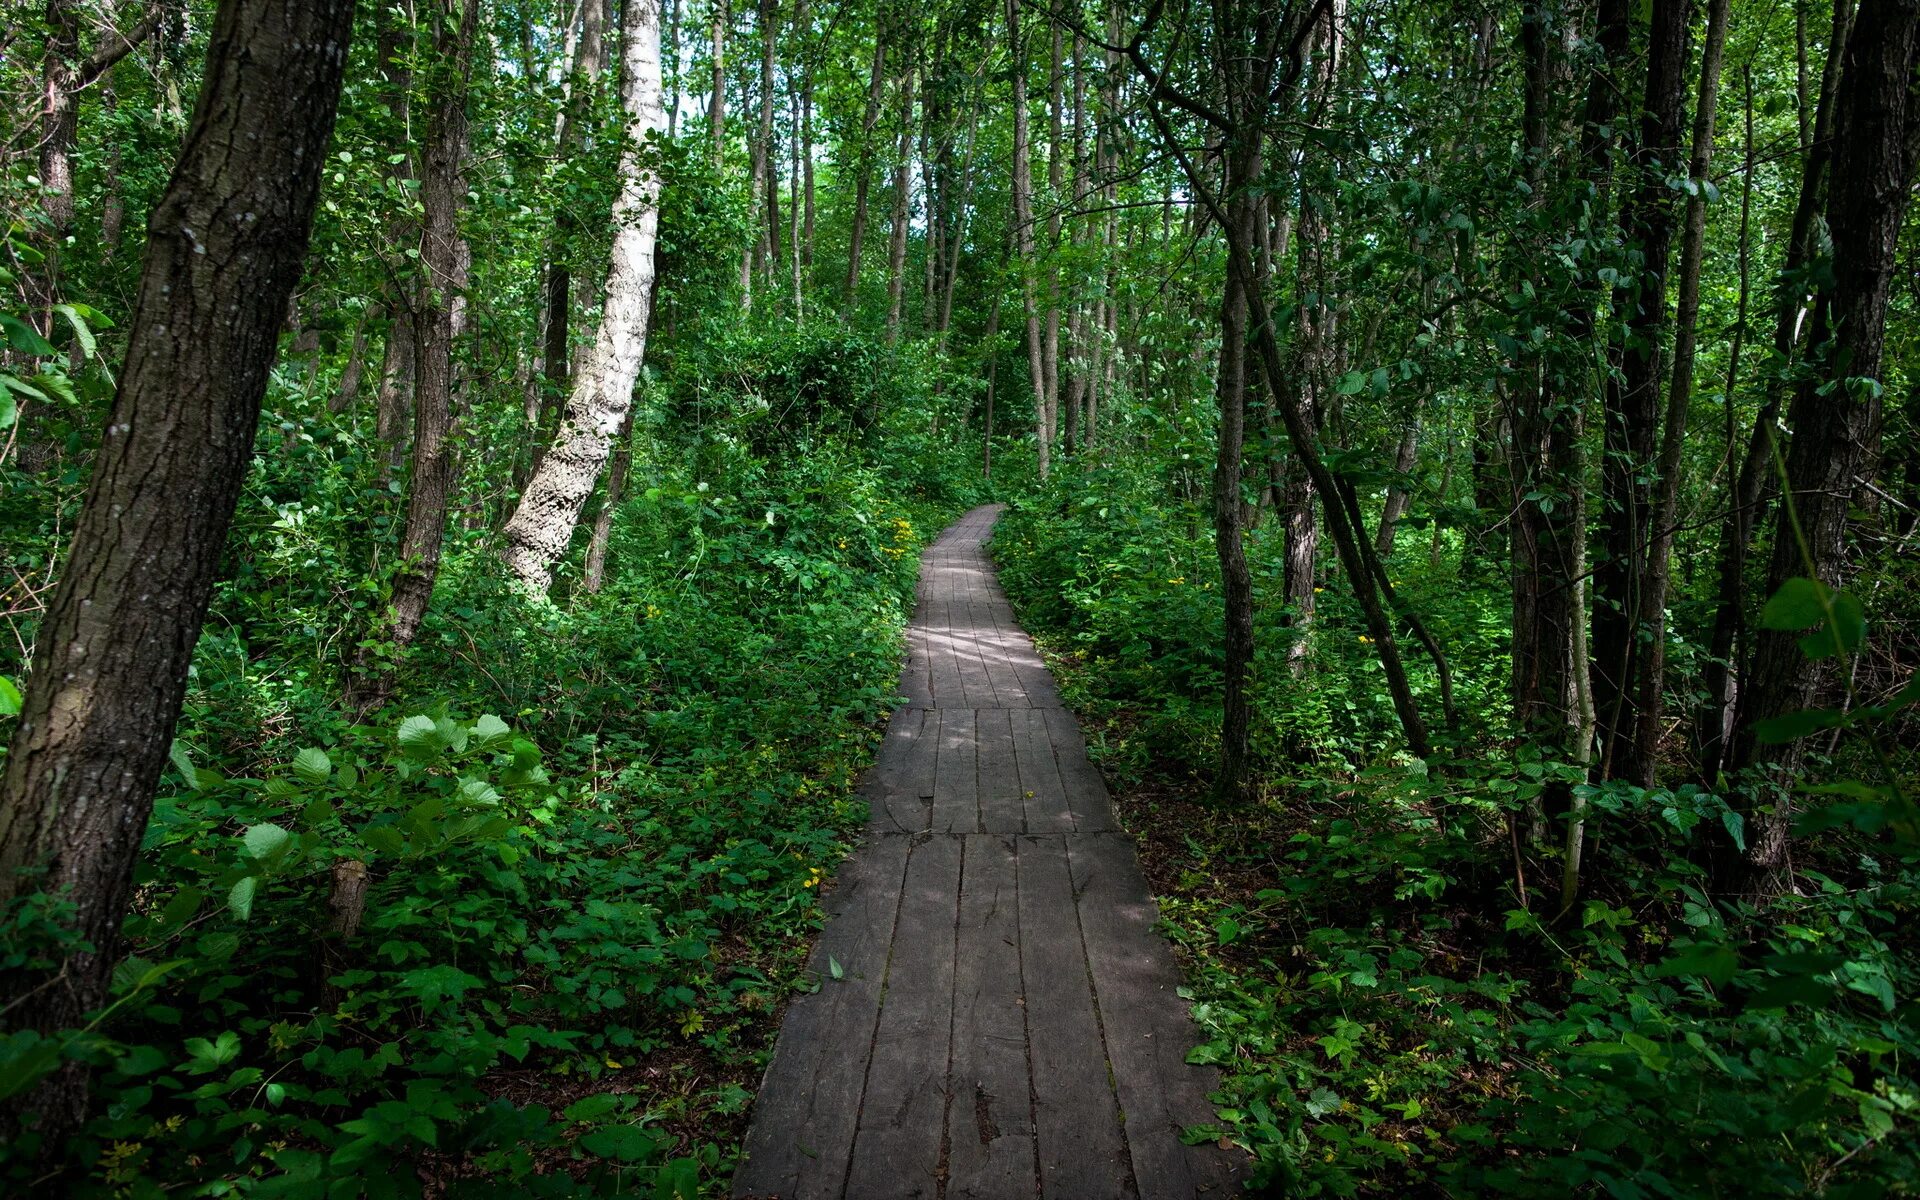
[1695,0,1852,783]
[0,0,355,1143]
[1631,0,1730,787]
[844,17,888,308]
[1729,0,1919,873]
[885,64,916,343]
[382,0,481,667]
[1591,0,1690,779]
[1007,0,1048,480]
[504,0,667,592]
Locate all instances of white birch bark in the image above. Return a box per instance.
[503,0,666,592]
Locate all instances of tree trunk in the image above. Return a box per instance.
[381,0,480,678]
[1591,0,1690,778]
[0,0,354,1144]
[330,313,371,414]
[504,0,667,592]
[885,66,916,344]
[583,408,636,592]
[375,314,415,483]
[1729,0,1919,871]
[708,0,726,163]
[1631,0,1730,787]
[844,24,887,308]
[1007,0,1047,480]
[1375,416,1420,556]
[1696,0,1852,783]
[756,0,780,285]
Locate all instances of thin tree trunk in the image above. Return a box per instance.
[0,0,354,1143]
[330,313,372,413]
[885,66,916,344]
[1375,416,1420,555]
[1697,0,1852,782]
[1631,0,1730,786]
[1007,0,1046,479]
[756,0,780,284]
[384,0,481,670]
[1591,0,1691,778]
[708,0,726,163]
[1729,0,1919,874]
[505,0,667,592]
[375,314,415,483]
[583,408,635,591]
[844,23,886,308]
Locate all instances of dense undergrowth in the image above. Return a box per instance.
[1,331,982,1197]
[993,474,1920,1198]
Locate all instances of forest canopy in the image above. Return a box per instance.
[1,0,1917,1195]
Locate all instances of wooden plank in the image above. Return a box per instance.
[974,709,1026,833]
[1018,834,1133,1199]
[946,834,1039,1198]
[993,607,1062,709]
[1042,707,1116,833]
[732,835,911,1199]
[1012,709,1074,833]
[869,707,934,833]
[1068,832,1247,1196]
[933,708,980,834]
[952,617,999,709]
[972,603,1031,708]
[844,835,964,1200]
[900,621,934,709]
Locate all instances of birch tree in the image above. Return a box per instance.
[503,0,667,593]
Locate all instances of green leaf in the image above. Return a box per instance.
[0,676,20,716]
[169,740,202,789]
[1758,577,1829,631]
[227,876,258,920]
[828,956,843,980]
[0,313,56,356]
[242,823,292,862]
[578,1124,658,1162]
[291,747,332,786]
[50,304,96,359]
[564,1094,622,1122]
[1753,707,1845,744]
[0,391,14,430]
[0,1031,66,1100]
[470,714,512,747]
[1652,941,1739,986]
[396,715,440,758]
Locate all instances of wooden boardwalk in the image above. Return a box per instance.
[733,506,1244,1200]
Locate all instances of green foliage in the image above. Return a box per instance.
[996,496,1920,1197]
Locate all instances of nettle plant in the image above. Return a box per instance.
[2,713,701,1198]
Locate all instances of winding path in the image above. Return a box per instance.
[732,506,1244,1199]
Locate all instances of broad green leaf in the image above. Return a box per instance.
[228,876,258,920]
[1758,577,1829,631]
[1652,941,1739,986]
[169,740,202,789]
[243,822,291,861]
[291,747,332,786]
[397,714,440,757]
[470,714,511,747]
[51,304,96,358]
[0,676,20,716]
[578,1123,657,1162]
[1753,707,1845,744]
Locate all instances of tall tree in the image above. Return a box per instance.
[1728,0,1920,873]
[0,0,356,1140]
[1591,0,1691,779]
[505,0,668,592]
[380,0,482,677]
[1632,0,1731,786]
